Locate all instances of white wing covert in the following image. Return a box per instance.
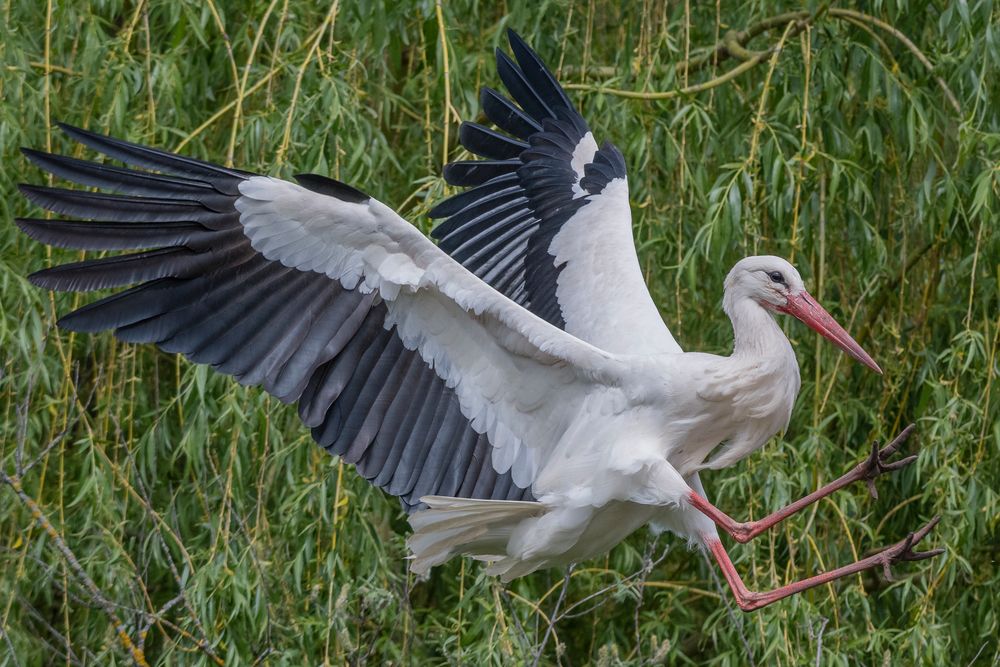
[234,175,627,488]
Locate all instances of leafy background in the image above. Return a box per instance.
[1,0,997,664]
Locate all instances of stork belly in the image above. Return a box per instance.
[661,417,739,476]
[555,501,660,564]
[660,410,784,475]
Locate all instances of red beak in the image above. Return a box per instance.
[778,292,882,374]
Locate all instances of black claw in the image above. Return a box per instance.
[904,547,946,562]
[882,454,919,472]
[880,423,917,458]
[910,515,941,543]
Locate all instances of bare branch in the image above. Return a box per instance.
[559,541,672,620]
[809,617,830,666]
[0,472,149,667]
[532,564,574,667]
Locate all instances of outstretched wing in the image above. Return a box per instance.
[17,124,628,509]
[430,29,681,355]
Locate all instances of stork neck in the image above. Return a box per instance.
[724,294,792,359]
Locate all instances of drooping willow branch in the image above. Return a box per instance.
[829,8,961,114]
[565,12,812,101]
[564,8,961,115]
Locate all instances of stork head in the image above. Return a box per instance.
[724,255,882,374]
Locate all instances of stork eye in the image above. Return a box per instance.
[768,271,785,284]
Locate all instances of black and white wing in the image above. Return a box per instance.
[17,124,628,511]
[430,29,681,356]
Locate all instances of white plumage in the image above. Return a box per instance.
[230,177,847,581]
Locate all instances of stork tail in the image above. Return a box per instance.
[407,496,547,578]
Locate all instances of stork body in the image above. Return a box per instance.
[16,30,940,611]
[409,257,805,578]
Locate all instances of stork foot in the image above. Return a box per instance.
[854,424,919,499]
[705,516,944,611]
[690,425,923,544]
[870,515,945,581]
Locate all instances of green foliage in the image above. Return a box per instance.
[1,1,997,664]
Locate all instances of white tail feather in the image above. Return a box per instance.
[407,496,546,577]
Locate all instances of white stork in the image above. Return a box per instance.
[16,29,940,611]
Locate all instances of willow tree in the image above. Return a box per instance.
[1,1,996,664]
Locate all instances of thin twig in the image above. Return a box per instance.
[13,367,38,476]
[138,591,185,651]
[965,641,989,667]
[226,0,281,166]
[0,622,25,667]
[498,587,534,654]
[435,0,455,166]
[532,564,574,667]
[558,541,672,620]
[632,535,662,664]
[111,422,225,666]
[32,583,222,664]
[25,60,81,76]
[204,0,241,166]
[22,366,95,475]
[24,428,69,474]
[172,0,340,155]
[10,597,91,666]
[856,238,938,346]
[276,0,341,165]
[809,617,829,666]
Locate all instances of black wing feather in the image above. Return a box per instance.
[459,122,529,160]
[18,124,533,513]
[430,29,628,329]
[480,87,542,138]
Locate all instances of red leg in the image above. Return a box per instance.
[691,425,918,543]
[705,517,943,611]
